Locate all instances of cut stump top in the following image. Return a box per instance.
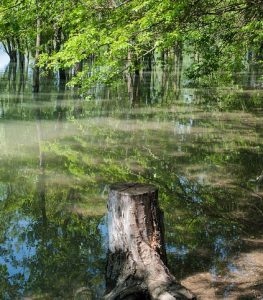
[110,183,157,196]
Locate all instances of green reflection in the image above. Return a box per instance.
[0,60,262,299]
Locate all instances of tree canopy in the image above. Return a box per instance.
[0,0,262,89]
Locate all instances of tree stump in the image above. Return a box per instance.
[104,183,196,300]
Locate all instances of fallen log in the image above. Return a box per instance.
[104,183,196,300]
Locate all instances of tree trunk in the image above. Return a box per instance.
[54,26,67,82]
[127,74,140,106]
[33,4,41,93]
[5,39,17,62]
[59,68,67,81]
[105,183,196,300]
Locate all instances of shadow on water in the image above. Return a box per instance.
[0,57,262,299]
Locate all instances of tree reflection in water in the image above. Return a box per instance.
[0,60,262,299]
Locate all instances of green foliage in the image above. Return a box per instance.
[0,1,263,297]
[184,1,263,85]
[0,0,262,86]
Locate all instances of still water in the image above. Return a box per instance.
[0,53,262,299]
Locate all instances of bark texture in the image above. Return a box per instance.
[105,183,196,300]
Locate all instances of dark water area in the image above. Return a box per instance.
[0,52,263,299]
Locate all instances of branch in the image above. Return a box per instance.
[1,42,9,55]
[115,0,132,9]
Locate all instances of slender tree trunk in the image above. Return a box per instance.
[18,51,25,71]
[105,183,196,300]
[59,68,67,81]
[33,5,41,93]
[5,38,18,62]
[16,38,25,71]
[174,42,183,100]
[128,47,140,76]
[144,52,153,72]
[54,26,67,82]
[127,73,140,106]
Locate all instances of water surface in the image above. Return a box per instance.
[0,56,262,299]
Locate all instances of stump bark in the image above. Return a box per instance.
[104,183,196,300]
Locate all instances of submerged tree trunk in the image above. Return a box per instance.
[105,183,196,300]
